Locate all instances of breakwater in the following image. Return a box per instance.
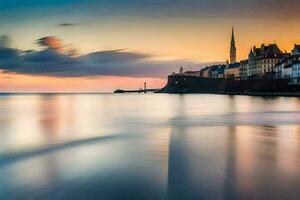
[159,75,300,96]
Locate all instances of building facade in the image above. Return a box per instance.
[208,65,226,78]
[282,64,292,78]
[240,59,248,80]
[290,55,300,83]
[225,62,240,79]
[200,66,210,77]
[274,55,291,79]
[247,44,283,78]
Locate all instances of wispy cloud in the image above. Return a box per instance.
[59,23,79,27]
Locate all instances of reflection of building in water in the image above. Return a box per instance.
[166,95,300,200]
[167,95,194,199]
[166,95,227,199]
[222,95,238,199]
[167,127,194,200]
[223,126,237,199]
[223,125,295,199]
[277,125,300,181]
[228,126,288,200]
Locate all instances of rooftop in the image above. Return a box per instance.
[293,44,300,53]
[250,44,284,59]
[227,62,240,69]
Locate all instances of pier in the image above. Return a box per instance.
[114,82,160,93]
[114,89,159,93]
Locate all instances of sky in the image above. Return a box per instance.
[1,0,300,92]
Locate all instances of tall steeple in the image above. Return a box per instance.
[230,26,237,63]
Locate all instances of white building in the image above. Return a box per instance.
[274,54,292,79]
[282,64,292,78]
[291,56,300,84]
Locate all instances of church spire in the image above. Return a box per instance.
[230,26,237,64]
[231,27,235,47]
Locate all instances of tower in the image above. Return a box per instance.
[179,66,184,74]
[230,27,237,64]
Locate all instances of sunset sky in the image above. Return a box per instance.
[1,0,300,92]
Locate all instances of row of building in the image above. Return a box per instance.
[174,27,300,84]
[198,44,300,84]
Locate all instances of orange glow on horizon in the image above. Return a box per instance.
[0,73,166,92]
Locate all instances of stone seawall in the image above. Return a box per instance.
[159,75,300,95]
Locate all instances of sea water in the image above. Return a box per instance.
[0,94,299,200]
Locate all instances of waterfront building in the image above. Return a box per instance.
[225,62,240,79]
[240,59,248,80]
[291,55,300,83]
[247,44,284,78]
[184,70,201,76]
[282,63,292,78]
[200,66,211,77]
[292,44,300,55]
[274,54,300,80]
[230,27,237,64]
[173,67,201,76]
[247,49,257,78]
[207,66,218,78]
[217,65,226,78]
[208,64,226,78]
[274,54,292,79]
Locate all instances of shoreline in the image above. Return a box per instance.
[157,90,300,97]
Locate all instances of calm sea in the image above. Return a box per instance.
[0,94,299,200]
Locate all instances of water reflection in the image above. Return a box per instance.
[223,126,237,200]
[0,94,299,199]
[39,95,61,140]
